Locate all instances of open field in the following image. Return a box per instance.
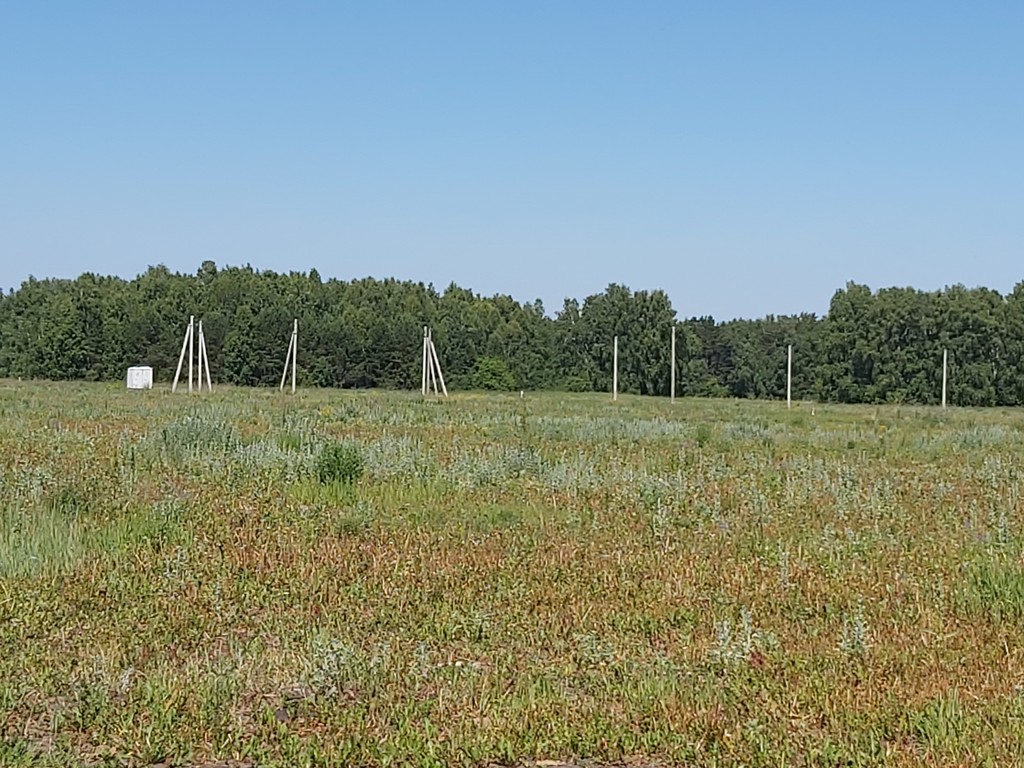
[4,382,1024,766]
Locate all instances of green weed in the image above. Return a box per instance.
[315,441,365,485]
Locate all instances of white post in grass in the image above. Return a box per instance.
[429,332,448,397]
[173,316,210,393]
[421,326,428,395]
[942,348,948,409]
[280,319,297,393]
[172,318,191,393]
[426,330,438,394]
[279,329,293,392]
[786,344,792,410]
[201,323,212,392]
[197,320,204,392]
[198,321,212,392]
[425,329,434,395]
[670,324,676,403]
[613,335,619,401]
[187,315,195,393]
[419,327,448,397]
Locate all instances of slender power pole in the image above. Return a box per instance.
[613,335,619,401]
[787,344,792,410]
[942,348,948,409]
[188,315,194,393]
[670,325,676,403]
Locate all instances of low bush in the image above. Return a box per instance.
[314,441,365,486]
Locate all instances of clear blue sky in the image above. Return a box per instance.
[2,2,1022,320]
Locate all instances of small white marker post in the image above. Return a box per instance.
[280,319,298,393]
[787,344,793,410]
[613,335,619,401]
[670,324,676,403]
[941,348,948,409]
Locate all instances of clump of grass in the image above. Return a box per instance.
[156,412,240,463]
[957,555,1024,623]
[838,602,870,658]
[708,606,776,668]
[304,636,392,701]
[907,690,967,756]
[47,480,93,516]
[314,441,365,486]
[0,502,85,577]
[692,422,713,447]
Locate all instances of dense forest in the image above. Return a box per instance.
[0,261,1022,406]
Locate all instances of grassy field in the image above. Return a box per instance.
[3,381,1024,767]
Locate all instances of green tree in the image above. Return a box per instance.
[471,356,516,391]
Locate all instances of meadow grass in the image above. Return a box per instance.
[3,381,1024,766]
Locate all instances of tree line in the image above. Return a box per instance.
[1,261,1022,406]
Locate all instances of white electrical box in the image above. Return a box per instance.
[126,366,154,389]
